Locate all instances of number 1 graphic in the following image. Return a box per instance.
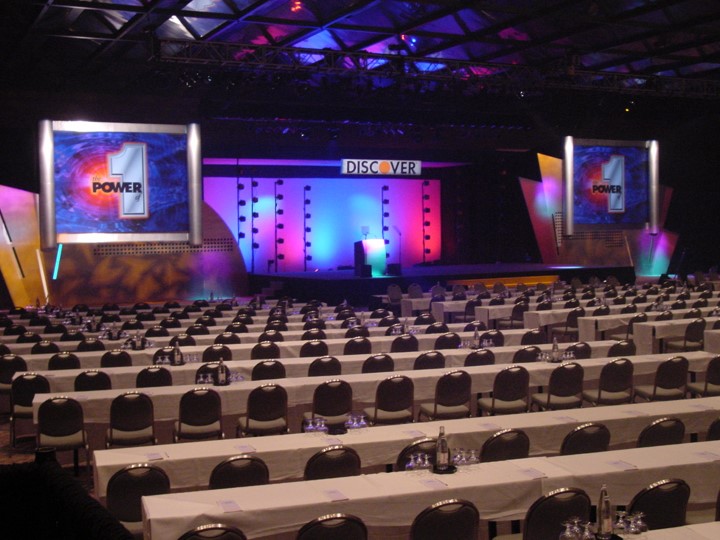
[108,142,148,218]
[601,155,625,213]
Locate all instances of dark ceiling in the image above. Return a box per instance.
[3,0,720,116]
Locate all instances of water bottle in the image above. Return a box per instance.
[596,484,613,540]
[173,341,184,366]
[473,327,480,348]
[217,359,227,385]
[435,426,450,471]
[551,337,560,363]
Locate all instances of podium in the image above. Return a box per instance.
[354,239,387,277]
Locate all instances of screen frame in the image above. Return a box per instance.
[563,136,659,236]
[39,120,203,249]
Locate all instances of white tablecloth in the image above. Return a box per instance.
[141,440,720,539]
[93,394,720,498]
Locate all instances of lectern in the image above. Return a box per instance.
[354,239,387,277]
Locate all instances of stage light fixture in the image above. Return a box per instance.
[306,255,312,261]
[277,238,284,244]
[383,226,389,231]
[252,197,259,203]
[424,221,430,227]
[277,254,285,260]
[252,228,259,234]
[276,194,284,200]
[304,185,311,191]
[424,248,431,254]
[423,194,430,200]
[424,208,431,213]
[383,199,390,204]
[305,242,311,247]
[305,227,311,233]
[277,209,284,215]
[276,179,284,185]
[423,181,430,186]
[239,216,246,222]
[304,199,311,205]
[424,235,431,240]
[237,183,244,190]
[382,185,389,191]
[276,223,284,229]
[252,242,259,249]
[305,213,311,219]
[383,212,390,218]
[238,200,247,206]
[238,232,246,238]
[251,181,258,187]
[252,212,259,218]
[384,239,390,245]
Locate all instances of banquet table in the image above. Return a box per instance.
[642,522,720,539]
[21,339,618,392]
[31,349,712,449]
[93,394,720,499]
[140,440,720,539]
[12,328,563,372]
[633,316,720,355]
[703,329,720,354]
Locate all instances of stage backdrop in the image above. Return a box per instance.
[203,158,444,274]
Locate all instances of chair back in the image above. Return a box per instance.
[312,379,353,419]
[302,328,327,340]
[304,445,361,480]
[607,339,636,356]
[390,333,419,353]
[100,349,132,368]
[464,349,495,366]
[247,383,288,422]
[523,487,591,540]
[361,353,394,373]
[480,428,530,462]
[179,388,222,427]
[560,422,610,455]
[548,362,584,398]
[308,356,341,377]
[707,417,720,441]
[414,312,435,325]
[425,321,449,334]
[30,340,60,355]
[106,464,170,523]
[300,340,329,358]
[479,330,504,346]
[344,336,372,355]
[136,366,172,387]
[77,337,106,352]
[209,455,269,489]
[414,351,446,370]
[251,359,286,380]
[627,479,690,530]
[395,437,437,471]
[408,283,424,298]
[74,369,112,391]
[685,317,707,342]
[375,375,414,413]
[493,365,530,402]
[250,341,281,360]
[520,328,546,345]
[410,499,479,540]
[512,346,541,363]
[297,513,367,540]
[37,396,84,438]
[258,329,284,342]
[566,341,592,359]
[433,332,461,350]
[0,354,27,386]
[214,332,241,345]
[655,355,689,390]
[434,370,471,408]
[599,358,634,394]
[48,352,80,371]
[637,417,685,447]
[11,372,50,408]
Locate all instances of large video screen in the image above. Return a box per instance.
[563,137,659,235]
[39,120,202,248]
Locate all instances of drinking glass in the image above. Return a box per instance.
[559,520,579,540]
[580,522,595,540]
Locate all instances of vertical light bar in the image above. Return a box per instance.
[52,243,63,280]
[38,120,56,250]
[36,248,50,302]
[648,139,659,235]
[563,136,574,236]
[187,123,203,246]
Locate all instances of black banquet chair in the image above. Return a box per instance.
[303,445,361,480]
[106,464,171,536]
[559,422,611,455]
[178,524,247,540]
[208,454,270,489]
[237,383,288,437]
[410,499,479,540]
[296,513,367,540]
[626,479,690,531]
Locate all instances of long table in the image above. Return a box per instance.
[13,329,563,372]
[31,349,713,450]
[140,440,720,539]
[93,394,720,499]
[634,317,720,355]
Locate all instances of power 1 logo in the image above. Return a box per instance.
[341,159,422,175]
[592,154,625,213]
[91,142,149,219]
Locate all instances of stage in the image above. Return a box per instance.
[248,263,637,307]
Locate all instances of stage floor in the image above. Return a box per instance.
[249,262,637,306]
